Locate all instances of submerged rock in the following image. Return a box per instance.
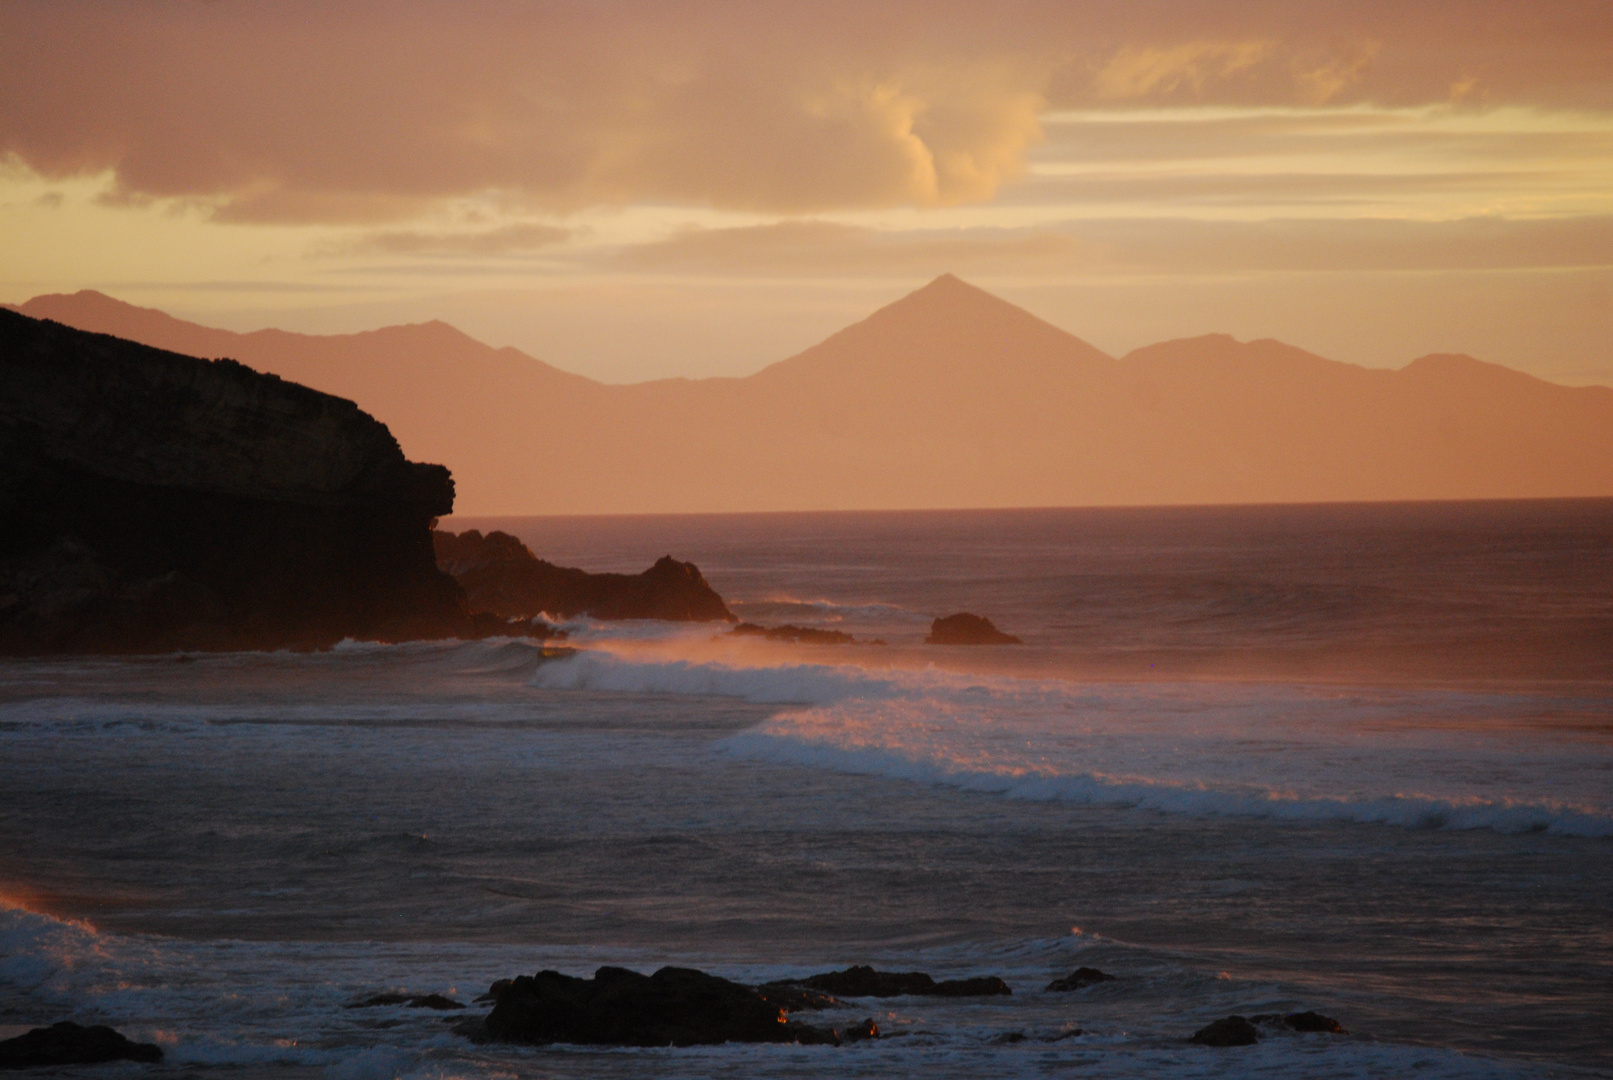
[1045,967,1116,992]
[793,965,1011,998]
[0,308,522,654]
[926,976,1013,997]
[434,530,735,623]
[1189,1015,1261,1046]
[730,623,856,645]
[470,966,842,1047]
[924,613,1022,645]
[346,993,465,1010]
[1250,1010,1347,1034]
[0,1021,163,1069]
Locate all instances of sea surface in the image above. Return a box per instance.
[2,500,1610,1079]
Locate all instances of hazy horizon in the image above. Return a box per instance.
[19,275,1612,515]
[19,274,1613,391]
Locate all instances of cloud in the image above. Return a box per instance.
[1092,41,1274,100]
[614,215,1613,278]
[1,2,1611,223]
[326,223,571,257]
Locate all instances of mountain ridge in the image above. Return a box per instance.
[11,279,1611,513]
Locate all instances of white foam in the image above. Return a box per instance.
[529,649,1613,837]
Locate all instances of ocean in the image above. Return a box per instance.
[2,500,1609,1078]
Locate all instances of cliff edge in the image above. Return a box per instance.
[0,308,477,653]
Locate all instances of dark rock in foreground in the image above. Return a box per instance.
[1190,1015,1261,1046]
[925,613,1023,645]
[731,622,857,645]
[0,308,530,654]
[754,983,847,1012]
[347,993,464,1010]
[0,1021,163,1069]
[434,529,735,622]
[1250,1010,1347,1034]
[472,966,846,1047]
[1045,967,1116,992]
[795,965,1011,998]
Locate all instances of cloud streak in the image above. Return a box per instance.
[616,216,1613,277]
[3,2,1611,223]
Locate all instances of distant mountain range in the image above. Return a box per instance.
[12,276,1612,513]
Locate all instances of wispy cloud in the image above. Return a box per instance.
[322,223,571,257]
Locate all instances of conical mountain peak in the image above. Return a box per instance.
[747,275,1115,391]
[874,273,1042,325]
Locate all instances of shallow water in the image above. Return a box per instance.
[2,500,1610,1078]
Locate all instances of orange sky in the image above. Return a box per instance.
[3,1,1611,385]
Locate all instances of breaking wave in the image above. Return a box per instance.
[531,649,1613,838]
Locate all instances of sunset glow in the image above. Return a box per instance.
[3,2,1611,384]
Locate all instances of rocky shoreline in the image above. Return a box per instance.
[414,963,1342,1053]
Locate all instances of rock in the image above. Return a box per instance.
[0,308,529,654]
[754,983,848,1012]
[434,530,735,622]
[474,979,514,1004]
[1284,1010,1346,1033]
[1045,967,1116,992]
[990,1031,1027,1045]
[798,966,934,997]
[926,976,1012,997]
[0,1021,163,1069]
[475,965,837,1047]
[840,1018,880,1043]
[794,965,1011,998]
[731,623,856,645]
[1250,1010,1347,1034]
[1189,1015,1261,1046]
[346,993,465,1010]
[925,613,1022,645]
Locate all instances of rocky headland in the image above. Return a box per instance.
[0,309,538,653]
[433,528,735,622]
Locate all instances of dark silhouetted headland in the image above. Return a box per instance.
[0,308,525,653]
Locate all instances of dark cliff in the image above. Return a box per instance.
[0,308,477,653]
[434,529,735,622]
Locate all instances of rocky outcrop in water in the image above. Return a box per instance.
[730,622,857,645]
[1250,1010,1346,1034]
[1190,1015,1261,1046]
[752,983,847,1012]
[1045,967,1116,992]
[0,1022,163,1069]
[925,613,1022,645]
[433,529,735,622]
[0,308,530,653]
[789,965,1012,998]
[464,966,851,1047]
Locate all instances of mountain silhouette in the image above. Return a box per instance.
[16,278,1613,513]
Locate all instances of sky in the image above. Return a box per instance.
[3,0,1611,385]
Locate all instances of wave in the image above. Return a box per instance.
[724,731,1613,837]
[529,649,906,704]
[529,649,1613,838]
